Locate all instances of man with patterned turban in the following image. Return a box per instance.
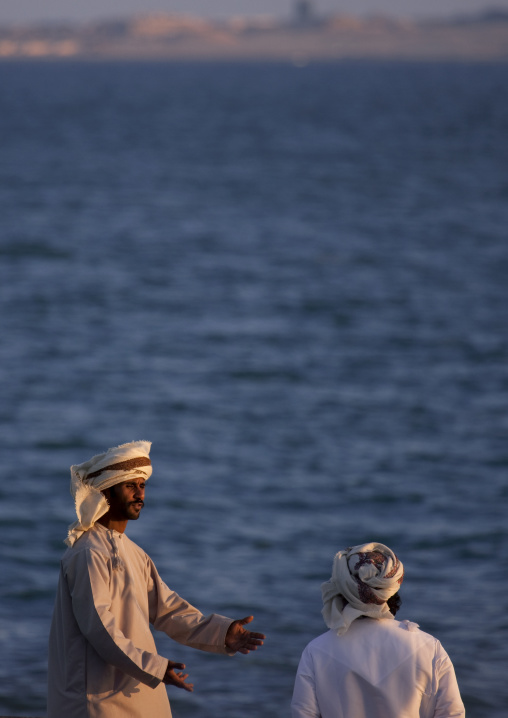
[47,441,265,718]
[291,542,465,718]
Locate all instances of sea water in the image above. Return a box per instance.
[0,60,507,717]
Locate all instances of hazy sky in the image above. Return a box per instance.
[1,0,508,24]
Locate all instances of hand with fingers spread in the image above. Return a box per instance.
[162,660,194,692]
[225,615,266,655]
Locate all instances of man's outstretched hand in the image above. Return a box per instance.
[225,615,266,655]
[162,660,194,692]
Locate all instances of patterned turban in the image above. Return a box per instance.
[65,441,152,547]
[321,542,404,635]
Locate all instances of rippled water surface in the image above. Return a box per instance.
[0,61,507,717]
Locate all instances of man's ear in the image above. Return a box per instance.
[102,487,112,504]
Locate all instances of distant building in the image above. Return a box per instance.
[293,0,315,26]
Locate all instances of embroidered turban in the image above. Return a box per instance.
[321,542,404,635]
[65,441,152,547]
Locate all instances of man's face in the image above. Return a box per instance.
[106,478,146,521]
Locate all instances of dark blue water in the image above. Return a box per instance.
[0,61,507,717]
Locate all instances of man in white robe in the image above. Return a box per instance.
[48,441,265,718]
[291,542,465,718]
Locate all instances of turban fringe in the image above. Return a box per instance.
[321,542,404,635]
[65,441,152,547]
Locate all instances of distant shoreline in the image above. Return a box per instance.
[1,11,508,62]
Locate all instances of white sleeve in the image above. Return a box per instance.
[66,548,167,687]
[147,557,234,655]
[433,643,466,718]
[291,647,321,718]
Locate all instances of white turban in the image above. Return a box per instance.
[65,441,152,547]
[321,542,404,635]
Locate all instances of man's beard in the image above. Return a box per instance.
[125,501,144,519]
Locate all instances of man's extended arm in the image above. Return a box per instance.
[147,558,264,654]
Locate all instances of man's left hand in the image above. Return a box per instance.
[225,615,266,654]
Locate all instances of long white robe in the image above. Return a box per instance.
[291,618,465,718]
[48,523,233,718]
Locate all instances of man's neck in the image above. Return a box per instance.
[97,514,128,534]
